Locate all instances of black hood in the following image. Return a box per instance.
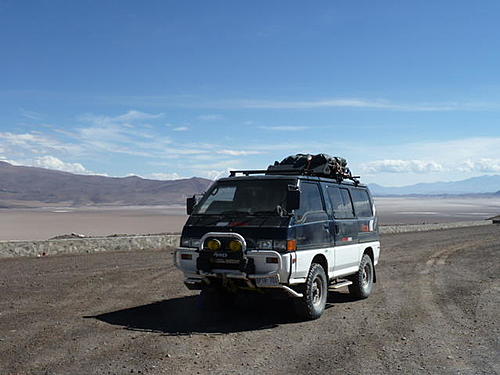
[181,214,291,247]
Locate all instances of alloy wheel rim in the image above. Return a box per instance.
[362,263,371,287]
[312,276,323,306]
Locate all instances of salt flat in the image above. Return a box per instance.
[375,196,500,224]
[1,197,499,241]
[0,205,187,241]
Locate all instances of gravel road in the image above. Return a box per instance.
[0,225,498,375]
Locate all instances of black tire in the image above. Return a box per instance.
[294,263,328,320]
[348,254,374,299]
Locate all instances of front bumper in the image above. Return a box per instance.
[173,247,302,297]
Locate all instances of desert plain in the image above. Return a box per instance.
[1,196,499,241]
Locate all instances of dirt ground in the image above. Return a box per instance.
[0,225,498,375]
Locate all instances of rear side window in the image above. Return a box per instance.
[351,188,373,217]
[295,182,325,222]
[326,185,355,219]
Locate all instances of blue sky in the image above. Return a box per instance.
[1,1,500,186]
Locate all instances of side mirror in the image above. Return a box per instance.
[286,189,300,211]
[186,196,197,215]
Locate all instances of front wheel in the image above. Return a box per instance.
[348,254,374,299]
[294,263,328,320]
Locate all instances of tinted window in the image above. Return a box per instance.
[351,189,373,217]
[295,182,325,222]
[194,180,292,215]
[326,185,354,219]
[197,185,236,214]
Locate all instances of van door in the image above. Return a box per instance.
[324,184,359,274]
[293,181,331,278]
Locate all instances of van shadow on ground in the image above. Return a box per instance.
[88,291,356,335]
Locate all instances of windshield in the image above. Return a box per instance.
[193,179,294,215]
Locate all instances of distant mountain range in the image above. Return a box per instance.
[0,161,213,207]
[1,161,499,207]
[369,175,500,196]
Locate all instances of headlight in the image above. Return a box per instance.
[181,237,200,248]
[206,239,222,251]
[256,240,287,250]
[257,240,273,249]
[228,240,243,252]
[273,240,287,251]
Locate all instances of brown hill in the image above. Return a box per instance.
[0,161,213,207]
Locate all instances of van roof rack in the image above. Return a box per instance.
[228,168,360,185]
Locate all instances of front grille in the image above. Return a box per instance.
[197,250,255,274]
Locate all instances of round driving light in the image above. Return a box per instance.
[228,240,243,252]
[206,239,221,251]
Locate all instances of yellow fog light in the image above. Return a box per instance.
[206,239,221,251]
[228,240,243,252]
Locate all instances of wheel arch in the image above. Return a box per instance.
[363,246,376,283]
[311,254,329,281]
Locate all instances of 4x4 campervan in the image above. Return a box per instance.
[174,154,380,320]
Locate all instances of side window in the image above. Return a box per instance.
[339,189,355,219]
[327,185,355,219]
[351,189,373,217]
[295,182,325,222]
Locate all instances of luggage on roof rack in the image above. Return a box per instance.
[229,153,360,183]
[265,153,359,183]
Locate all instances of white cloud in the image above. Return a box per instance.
[31,155,91,174]
[202,169,231,180]
[149,172,186,180]
[360,153,500,178]
[216,149,263,156]
[115,110,163,122]
[457,158,500,173]
[74,111,172,157]
[405,137,500,161]
[197,114,223,121]
[0,156,21,165]
[20,108,43,120]
[348,136,500,178]
[0,131,81,154]
[173,126,189,131]
[201,98,485,111]
[190,161,240,180]
[190,159,241,170]
[259,126,309,131]
[361,160,444,174]
[104,94,496,112]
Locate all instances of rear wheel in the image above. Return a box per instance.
[294,263,328,320]
[348,254,374,299]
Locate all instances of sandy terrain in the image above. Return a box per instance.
[0,197,499,241]
[0,225,498,374]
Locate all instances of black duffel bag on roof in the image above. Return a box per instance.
[266,153,354,182]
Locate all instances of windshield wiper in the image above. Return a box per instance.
[250,210,277,216]
[219,210,248,216]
